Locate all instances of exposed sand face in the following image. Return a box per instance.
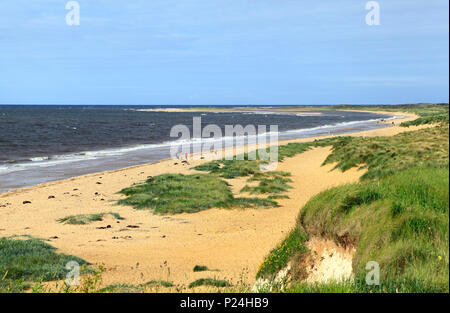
[306,237,355,283]
[0,111,430,290]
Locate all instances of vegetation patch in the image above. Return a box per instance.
[118,173,277,214]
[0,237,88,292]
[323,125,449,180]
[100,280,174,293]
[193,157,261,179]
[241,171,292,196]
[188,278,231,288]
[57,212,124,225]
[257,107,449,293]
[256,227,309,279]
[193,265,209,272]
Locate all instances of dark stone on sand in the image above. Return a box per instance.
[23,201,31,204]
[127,225,139,228]
[48,195,55,199]
[96,225,111,229]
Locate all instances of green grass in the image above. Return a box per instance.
[196,124,449,183]
[256,226,309,279]
[301,167,448,291]
[254,107,449,292]
[259,166,449,292]
[0,237,88,292]
[285,276,446,293]
[118,173,277,214]
[322,125,449,180]
[100,280,174,293]
[193,265,209,272]
[241,171,292,196]
[99,283,144,293]
[188,278,231,288]
[57,212,124,225]
[193,158,261,179]
[193,139,338,178]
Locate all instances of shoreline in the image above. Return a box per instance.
[0,109,397,195]
[0,110,426,291]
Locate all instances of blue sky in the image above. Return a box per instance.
[0,0,448,105]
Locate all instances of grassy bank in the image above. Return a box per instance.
[258,165,449,292]
[256,111,449,292]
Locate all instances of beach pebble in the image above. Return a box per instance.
[96,182,102,185]
[23,201,31,204]
[48,195,55,199]
[96,225,111,229]
[127,225,139,228]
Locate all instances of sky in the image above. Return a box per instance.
[0,0,448,105]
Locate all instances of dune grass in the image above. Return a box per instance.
[302,166,448,292]
[118,173,277,214]
[195,124,448,183]
[188,278,231,288]
[193,158,261,179]
[100,280,174,293]
[256,226,309,279]
[255,111,449,293]
[258,166,449,292]
[0,237,88,292]
[241,171,292,196]
[193,265,210,272]
[57,212,124,225]
[322,124,449,180]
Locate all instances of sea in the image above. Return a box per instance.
[0,105,397,193]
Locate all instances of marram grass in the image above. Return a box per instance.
[118,173,277,214]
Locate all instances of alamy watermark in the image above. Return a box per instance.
[66,1,80,26]
[65,260,80,285]
[365,1,380,26]
[169,117,279,171]
[365,261,380,285]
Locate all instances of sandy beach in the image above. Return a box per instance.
[0,110,431,290]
